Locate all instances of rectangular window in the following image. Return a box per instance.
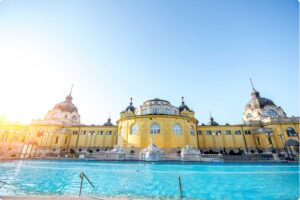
[224,130,231,135]
[98,131,103,135]
[206,131,212,135]
[197,131,202,135]
[215,131,221,135]
[81,131,86,135]
[190,130,195,135]
[73,131,78,135]
[106,131,112,135]
[235,130,241,135]
[152,108,159,114]
[244,130,251,135]
[89,131,95,135]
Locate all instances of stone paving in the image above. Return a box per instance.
[0,196,139,200]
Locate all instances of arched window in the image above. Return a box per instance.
[72,115,77,120]
[131,124,139,135]
[246,113,253,118]
[267,109,277,116]
[286,127,297,137]
[173,124,182,135]
[152,108,159,114]
[190,125,195,135]
[150,123,160,134]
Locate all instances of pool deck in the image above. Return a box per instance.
[0,196,139,200]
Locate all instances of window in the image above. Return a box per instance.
[81,131,86,135]
[244,130,251,135]
[173,124,182,135]
[267,109,277,116]
[98,131,103,135]
[89,131,95,135]
[131,124,139,135]
[152,108,159,114]
[106,131,112,135]
[206,130,212,135]
[72,131,78,135]
[197,131,202,135]
[224,130,231,135]
[235,130,242,135]
[215,131,221,135]
[150,123,160,134]
[72,115,77,120]
[190,126,195,135]
[286,127,297,137]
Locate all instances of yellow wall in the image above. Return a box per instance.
[0,117,299,154]
[117,114,198,148]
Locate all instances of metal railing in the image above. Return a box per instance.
[79,172,95,196]
[178,176,183,200]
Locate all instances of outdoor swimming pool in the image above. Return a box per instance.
[0,160,299,200]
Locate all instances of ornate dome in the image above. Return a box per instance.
[179,96,191,112]
[53,95,78,113]
[246,90,275,110]
[144,98,171,106]
[103,116,113,126]
[207,113,219,126]
[125,98,135,112]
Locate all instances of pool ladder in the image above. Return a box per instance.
[178,176,183,200]
[79,172,95,196]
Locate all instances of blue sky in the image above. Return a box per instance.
[0,0,298,125]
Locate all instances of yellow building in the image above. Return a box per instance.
[0,85,299,161]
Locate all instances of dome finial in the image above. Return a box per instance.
[250,78,255,91]
[69,84,73,96]
[109,112,111,119]
[130,97,133,105]
[181,96,185,104]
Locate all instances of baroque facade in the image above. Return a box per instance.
[0,85,299,161]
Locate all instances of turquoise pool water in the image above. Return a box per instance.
[0,160,299,200]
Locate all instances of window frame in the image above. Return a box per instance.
[206,130,212,135]
[131,124,139,135]
[173,123,182,135]
[224,130,231,135]
[150,123,160,134]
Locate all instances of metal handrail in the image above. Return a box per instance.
[79,172,95,196]
[178,176,183,200]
